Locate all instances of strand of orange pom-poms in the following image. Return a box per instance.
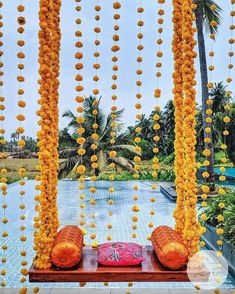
[181,0,201,257]
[106,1,122,244]
[199,3,218,247]
[34,0,61,269]
[15,1,29,291]
[74,0,87,241]
[214,0,235,256]
[0,1,8,288]
[147,0,165,242]
[130,0,145,246]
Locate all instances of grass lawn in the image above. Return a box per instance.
[0,158,39,183]
[0,158,174,183]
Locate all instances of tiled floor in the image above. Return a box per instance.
[0,180,235,291]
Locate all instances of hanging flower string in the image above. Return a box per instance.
[147,0,165,242]
[131,0,144,243]
[34,0,61,269]
[181,0,201,257]
[172,0,185,237]
[106,1,121,243]
[0,1,8,288]
[199,4,217,247]
[74,0,87,240]
[214,0,235,256]
[15,2,29,291]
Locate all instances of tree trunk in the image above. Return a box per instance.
[195,1,215,187]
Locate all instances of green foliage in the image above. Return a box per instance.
[200,191,235,246]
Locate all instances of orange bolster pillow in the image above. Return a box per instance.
[51,225,84,269]
[151,225,189,270]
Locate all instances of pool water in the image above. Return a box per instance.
[1,180,235,289]
[215,167,235,179]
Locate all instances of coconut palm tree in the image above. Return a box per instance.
[209,82,231,113]
[59,96,139,178]
[194,0,222,184]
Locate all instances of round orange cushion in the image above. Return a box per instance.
[151,225,189,270]
[51,225,83,269]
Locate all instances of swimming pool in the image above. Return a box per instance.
[215,167,235,179]
[1,180,235,289]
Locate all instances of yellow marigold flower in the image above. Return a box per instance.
[223,116,230,123]
[217,240,223,246]
[200,214,207,221]
[134,146,141,153]
[218,202,225,209]
[203,160,210,166]
[77,127,85,134]
[91,143,98,150]
[134,156,141,163]
[132,205,139,212]
[77,149,86,156]
[89,187,96,193]
[223,130,229,136]
[203,149,211,157]
[205,117,212,123]
[201,201,207,207]
[135,127,141,133]
[77,165,86,175]
[200,241,205,247]
[18,168,26,177]
[219,175,226,181]
[133,195,138,201]
[205,127,211,133]
[109,151,117,158]
[91,133,99,140]
[224,104,231,110]
[16,114,25,121]
[90,199,96,206]
[90,155,98,162]
[108,187,115,193]
[134,137,141,143]
[91,163,98,169]
[220,167,225,173]
[132,216,138,222]
[206,109,213,115]
[218,188,225,195]
[221,144,227,150]
[76,116,84,124]
[216,228,224,235]
[202,171,209,178]
[133,185,139,190]
[217,215,224,222]
[0,169,7,174]
[92,241,98,248]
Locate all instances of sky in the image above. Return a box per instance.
[1,0,232,139]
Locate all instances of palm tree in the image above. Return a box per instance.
[194,0,222,184]
[209,82,231,113]
[59,96,139,178]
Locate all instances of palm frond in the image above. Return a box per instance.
[58,155,80,179]
[110,156,135,173]
[201,0,222,35]
[110,144,141,155]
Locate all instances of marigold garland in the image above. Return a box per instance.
[214,0,235,255]
[74,0,87,244]
[181,0,201,256]
[0,2,7,287]
[34,0,61,269]
[106,1,121,244]
[14,1,29,289]
[131,0,144,241]
[172,0,185,237]
[147,0,165,241]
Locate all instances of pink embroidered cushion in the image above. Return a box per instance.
[98,242,145,266]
